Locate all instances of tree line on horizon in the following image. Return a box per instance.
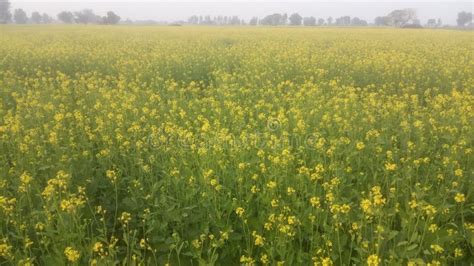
[190,10,472,28]
[0,0,472,28]
[0,0,121,25]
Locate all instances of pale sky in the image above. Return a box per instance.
[9,0,474,25]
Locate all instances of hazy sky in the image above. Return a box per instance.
[10,0,474,25]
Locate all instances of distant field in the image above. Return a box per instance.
[0,26,472,265]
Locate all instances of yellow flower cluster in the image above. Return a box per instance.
[360,186,386,218]
[64,247,80,262]
[236,207,245,217]
[42,170,70,198]
[367,254,380,266]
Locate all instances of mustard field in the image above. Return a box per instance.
[0,26,473,265]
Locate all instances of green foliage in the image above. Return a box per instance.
[0,26,472,265]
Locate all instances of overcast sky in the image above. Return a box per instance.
[10,0,474,25]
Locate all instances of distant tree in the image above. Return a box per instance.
[221,16,228,25]
[259,14,273,25]
[260,13,287,26]
[103,11,120,24]
[249,16,258,25]
[303,16,316,26]
[216,15,222,25]
[342,16,351,25]
[317,18,325,25]
[374,16,388,26]
[203,15,213,25]
[42,13,53,24]
[412,19,421,25]
[351,17,367,26]
[456,11,472,27]
[289,13,302,26]
[426,18,436,27]
[436,18,442,27]
[13,8,27,24]
[387,9,416,27]
[57,11,74,24]
[200,15,213,25]
[229,16,240,25]
[31,11,42,24]
[351,17,360,25]
[327,16,333,25]
[187,15,198,24]
[0,0,12,24]
[335,16,351,26]
[74,9,98,24]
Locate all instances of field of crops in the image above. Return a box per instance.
[0,26,473,265]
